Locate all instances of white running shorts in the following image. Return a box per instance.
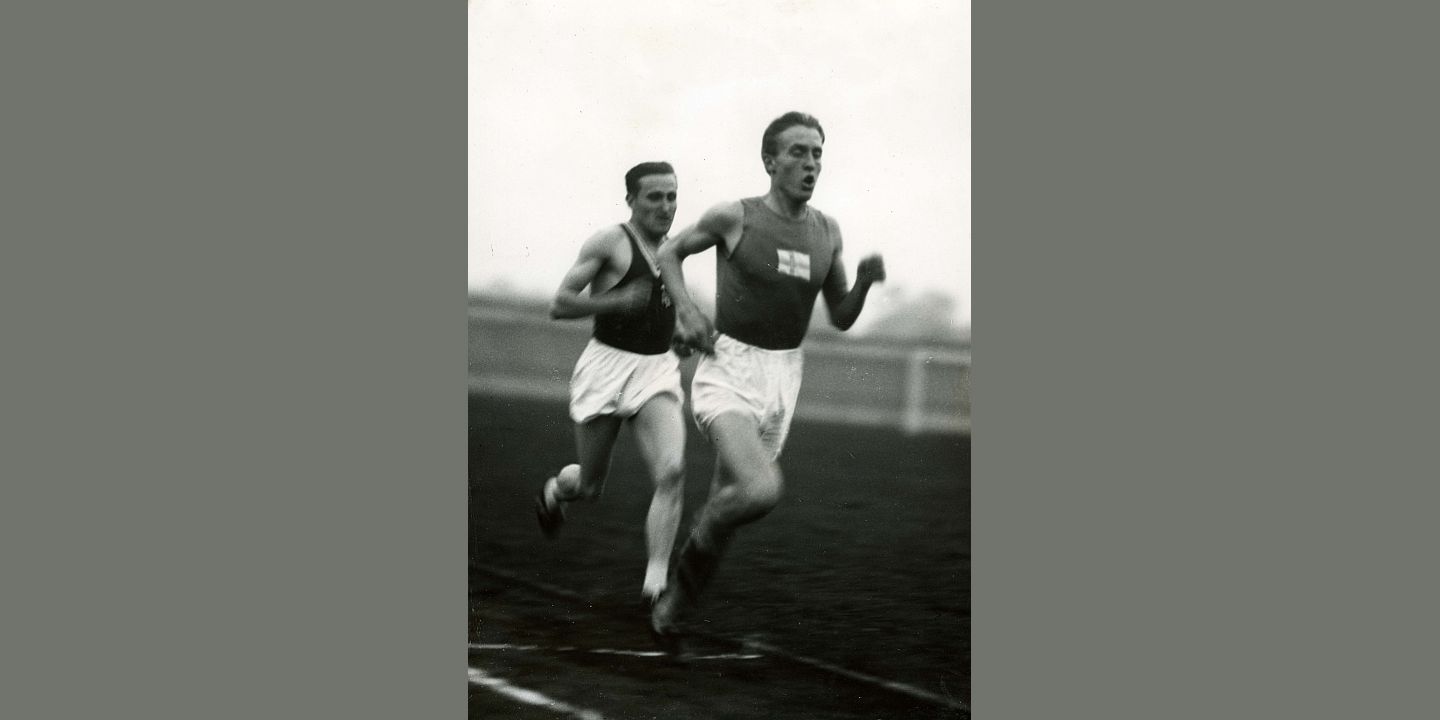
[690,334,804,460]
[569,338,683,424]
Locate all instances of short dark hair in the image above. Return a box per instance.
[761,112,825,158]
[625,161,675,196]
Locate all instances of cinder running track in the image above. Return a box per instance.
[469,394,970,719]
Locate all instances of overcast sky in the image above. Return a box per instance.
[469,0,971,328]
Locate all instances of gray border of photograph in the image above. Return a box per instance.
[10,1,1440,718]
[976,1,1440,718]
[5,1,463,718]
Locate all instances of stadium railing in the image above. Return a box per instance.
[469,303,969,436]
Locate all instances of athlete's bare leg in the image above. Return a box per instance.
[544,416,623,508]
[628,394,687,600]
[653,411,781,628]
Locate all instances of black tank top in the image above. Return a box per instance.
[593,224,676,355]
[714,198,837,350]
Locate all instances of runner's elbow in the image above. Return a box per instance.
[829,308,857,331]
[657,240,691,266]
[549,295,577,320]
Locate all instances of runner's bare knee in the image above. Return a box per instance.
[724,462,781,522]
[747,466,783,516]
[577,465,608,500]
[653,460,684,492]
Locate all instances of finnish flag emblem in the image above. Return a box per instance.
[776,249,811,280]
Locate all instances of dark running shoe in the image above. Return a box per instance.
[648,622,689,663]
[534,485,565,539]
[648,588,690,662]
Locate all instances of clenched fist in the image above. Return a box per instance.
[671,306,716,356]
[856,254,887,285]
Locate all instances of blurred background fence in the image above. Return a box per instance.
[469,294,970,435]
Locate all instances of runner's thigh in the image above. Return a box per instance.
[629,394,686,482]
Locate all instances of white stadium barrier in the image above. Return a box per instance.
[469,304,969,436]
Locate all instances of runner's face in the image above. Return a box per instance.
[627,174,678,240]
[767,125,824,203]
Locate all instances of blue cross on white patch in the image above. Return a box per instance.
[776,249,811,280]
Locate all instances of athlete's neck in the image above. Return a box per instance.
[763,191,809,220]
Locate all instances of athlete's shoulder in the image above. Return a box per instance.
[584,223,629,248]
[808,205,842,240]
[805,203,836,225]
[699,200,745,230]
[688,200,747,256]
[569,225,626,265]
[689,200,743,240]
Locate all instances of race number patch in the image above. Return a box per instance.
[776,249,811,280]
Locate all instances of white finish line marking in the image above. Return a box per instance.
[471,562,968,716]
[470,642,763,661]
[468,667,608,720]
[742,638,969,713]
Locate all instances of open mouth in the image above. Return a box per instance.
[801,175,816,189]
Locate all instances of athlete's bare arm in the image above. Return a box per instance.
[820,218,886,331]
[550,228,650,320]
[656,202,741,354]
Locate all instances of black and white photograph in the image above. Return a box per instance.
[22,2,1435,719]
[468,1,971,717]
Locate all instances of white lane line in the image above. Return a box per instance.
[472,563,965,714]
[742,638,969,715]
[470,642,762,661]
[468,667,608,720]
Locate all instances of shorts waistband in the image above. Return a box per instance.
[715,333,804,356]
